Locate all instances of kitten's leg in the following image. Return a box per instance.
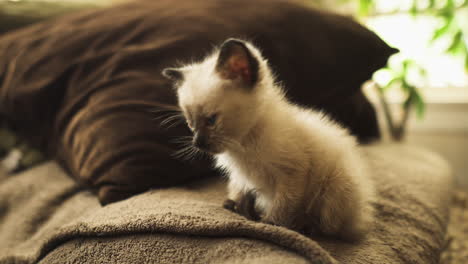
[262,180,306,231]
[223,190,259,221]
[223,179,260,221]
[223,177,245,211]
[317,178,370,241]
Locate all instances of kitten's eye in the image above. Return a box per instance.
[206,114,218,127]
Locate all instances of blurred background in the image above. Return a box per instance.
[1,0,467,189]
[314,0,468,190]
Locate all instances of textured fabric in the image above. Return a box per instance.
[0,0,101,35]
[440,190,468,264]
[0,144,453,264]
[0,0,396,204]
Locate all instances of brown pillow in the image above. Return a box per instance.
[0,0,396,204]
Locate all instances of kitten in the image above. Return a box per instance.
[162,39,374,241]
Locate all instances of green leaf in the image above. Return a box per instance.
[428,0,436,8]
[445,0,455,10]
[445,0,455,9]
[446,31,463,54]
[465,54,468,72]
[358,0,373,16]
[381,77,400,91]
[413,90,426,119]
[431,18,453,42]
[402,59,414,75]
[438,0,455,19]
[419,66,428,77]
[401,79,411,92]
[402,61,408,73]
[410,0,418,16]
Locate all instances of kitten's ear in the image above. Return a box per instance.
[215,39,259,88]
[162,68,184,82]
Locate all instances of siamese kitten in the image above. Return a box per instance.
[162,39,374,241]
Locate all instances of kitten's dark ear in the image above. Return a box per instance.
[162,68,184,82]
[215,39,259,88]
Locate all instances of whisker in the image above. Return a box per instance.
[185,148,197,161]
[165,119,185,129]
[147,106,181,114]
[185,149,200,161]
[148,107,183,123]
[170,137,193,144]
[160,114,184,125]
[152,112,177,121]
[172,145,193,160]
[155,113,186,129]
[171,141,208,162]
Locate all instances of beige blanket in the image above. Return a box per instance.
[0,144,453,264]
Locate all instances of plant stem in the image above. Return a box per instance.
[394,96,412,141]
[373,82,396,139]
[372,81,413,141]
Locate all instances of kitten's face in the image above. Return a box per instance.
[177,78,258,154]
[163,39,261,154]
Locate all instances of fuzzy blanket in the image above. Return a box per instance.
[440,190,468,264]
[0,144,453,264]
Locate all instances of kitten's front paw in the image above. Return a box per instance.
[223,199,236,212]
[222,191,260,221]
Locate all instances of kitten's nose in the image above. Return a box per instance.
[193,132,209,150]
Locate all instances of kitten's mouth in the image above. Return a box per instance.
[192,133,224,154]
[193,144,223,155]
[192,138,224,154]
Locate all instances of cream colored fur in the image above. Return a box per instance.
[173,40,374,241]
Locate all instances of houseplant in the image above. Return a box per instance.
[316,0,468,140]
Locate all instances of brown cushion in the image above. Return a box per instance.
[0,0,396,204]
